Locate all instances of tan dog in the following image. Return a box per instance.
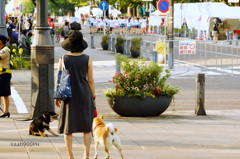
[93,115,124,159]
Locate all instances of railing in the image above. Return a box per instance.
[107,36,240,76]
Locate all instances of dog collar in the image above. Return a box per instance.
[93,123,103,130]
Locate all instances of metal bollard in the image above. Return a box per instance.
[123,39,127,54]
[235,34,239,45]
[111,36,116,52]
[126,39,131,55]
[152,51,158,63]
[146,42,150,60]
[115,53,121,73]
[108,36,112,51]
[195,74,206,116]
[90,35,95,49]
[229,32,232,45]
[140,41,143,57]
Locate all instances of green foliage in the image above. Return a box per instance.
[22,0,35,14]
[104,54,180,99]
[130,37,142,51]
[101,34,110,45]
[115,35,124,47]
[8,45,31,69]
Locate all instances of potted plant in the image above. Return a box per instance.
[101,34,109,50]
[115,35,124,54]
[130,37,142,58]
[154,38,168,64]
[104,54,180,117]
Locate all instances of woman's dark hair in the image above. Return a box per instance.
[0,35,10,44]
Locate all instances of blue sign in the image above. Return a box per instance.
[157,0,169,13]
[99,1,108,11]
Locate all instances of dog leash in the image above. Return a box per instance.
[0,107,4,113]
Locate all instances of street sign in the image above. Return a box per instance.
[99,1,108,11]
[179,40,196,54]
[157,0,169,13]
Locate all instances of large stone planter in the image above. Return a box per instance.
[158,54,168,64]
[115,46,124,54]
[107,96,172,117]
[130,50,140,58]
[101,43,108,50]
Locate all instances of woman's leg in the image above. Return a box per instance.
[64,133,74,159]
[83,132,92,158]
[3,96,10,113]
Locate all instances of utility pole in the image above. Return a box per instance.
[167,0,174,69]
[0,0,7,36]
[31,0,55,118]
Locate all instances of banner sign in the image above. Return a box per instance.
[179,40,196,54]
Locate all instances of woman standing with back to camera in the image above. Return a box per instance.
[0,34,11,118]
[55,30,96,159]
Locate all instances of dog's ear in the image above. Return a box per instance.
[100,115,104,119]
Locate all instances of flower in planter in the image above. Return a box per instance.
[101,34,109,45]
[104,54,180,100]
[115,35,124,47]
[154,38,168,55]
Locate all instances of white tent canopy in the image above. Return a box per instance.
[150,2,240,33]
[75,5,121,17]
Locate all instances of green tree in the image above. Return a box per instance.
[22,0,35,14]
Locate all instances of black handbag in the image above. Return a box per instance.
[53,55,72,100]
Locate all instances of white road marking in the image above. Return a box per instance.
[11,87,28,113]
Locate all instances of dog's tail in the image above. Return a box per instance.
[106,123,117,135]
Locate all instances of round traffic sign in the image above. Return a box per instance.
[157,0,169,13]
[99,1,109,11]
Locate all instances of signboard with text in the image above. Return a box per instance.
[179,41,196,54]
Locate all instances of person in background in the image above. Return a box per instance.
[55,30,96,159]
[10,29,19,46]
[81,14,85,25]
[26,32,33,55]
[0,34,11,118]
[63,22,70,39]
[212,18,220,44]
[19,30,27,54]
[49,18,55,44]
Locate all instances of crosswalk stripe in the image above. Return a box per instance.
[11,87,28,113]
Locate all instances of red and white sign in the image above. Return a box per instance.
[179,40,196,54]
[157,0,169,13]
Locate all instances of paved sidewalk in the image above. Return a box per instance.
[1,26,240,159]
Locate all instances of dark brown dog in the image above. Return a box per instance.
[29,112,59,137]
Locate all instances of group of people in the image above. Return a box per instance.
[89,16,148,34]
[1,21,96,158]
[5,14,34,55]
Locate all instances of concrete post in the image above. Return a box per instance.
[152,51,158,63]
[126,39,131,55]
[229,32,232,45]
[235,34,238,45]
[195,74,206,116]
[140,41,143,57]
[111,36,115,52]
[108,36,111,51]
[31,0,55,118]
[115,53,121,73]
[123,38,127,54]
[167,0,174,69]
[146,42,150,60]
[90,35,95,49]
[0,0,7,36]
